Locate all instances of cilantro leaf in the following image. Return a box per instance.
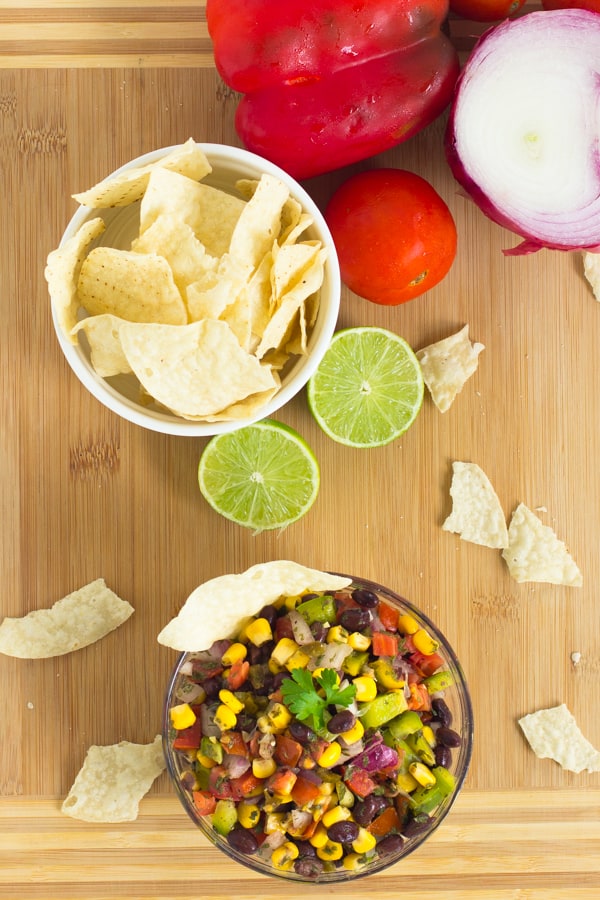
[280,667,357,734]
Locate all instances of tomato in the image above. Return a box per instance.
[541,0,600,9]
[325,169,457,306]
[449,0,527,20]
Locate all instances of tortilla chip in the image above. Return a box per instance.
[417,325,485,413]
[119,319,278,419]
[71,313,132,377]
[72,138,212,208]
[0,578,133,659]
[61,735,165,822]
[157,561,352,652]
[502,503,582,586]
[228,173,290,273]
[140,168,245,258]
[518,704,600,773]
[45,217,106,340]
[77,247,188,325]
[131,213,217,293]
[442,461,509,549]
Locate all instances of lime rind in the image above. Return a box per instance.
[307,326,424,448]
[198,419,320,532]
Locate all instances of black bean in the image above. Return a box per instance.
[339,607,373,631]
[295,840,317,858]
[403,813,432,839]
[431,697,453,727]
[436,726,461,748]
[226,825,258,855]
[351,588,379,608]
[377,834,404,857]
[327,710,356,734]
[294,856,324,877]
[327,820,360,844]
[288,719,317,744]
[352,794,389,826]
[434,745,453,769]
[202,676,221,699]
[258,604,279,627]
[311,622,328,642]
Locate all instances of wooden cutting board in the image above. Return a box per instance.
[1,3,599,897]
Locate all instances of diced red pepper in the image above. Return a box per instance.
[377,601,399,632]
[343,767,377,798]
[274,734,303,768]
[266,767,298,795]
[172,718,202,751]
[409,649,445,678]
[367,805,402,836]
[407,682,432,712]
[219,730,249,757]
[192,789,217,816]
[371,631,400,657]
[229,770,265,799]
[225,659,250,690]
[290,772,322,806]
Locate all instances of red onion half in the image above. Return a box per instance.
[445,9,600,255]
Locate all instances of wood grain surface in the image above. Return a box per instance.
[2,2,599,897]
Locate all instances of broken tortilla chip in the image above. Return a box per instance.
[442,461,509,549]
[502,503,582,586]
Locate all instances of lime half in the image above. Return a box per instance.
[198,419,320,532]
[307,327,424,448]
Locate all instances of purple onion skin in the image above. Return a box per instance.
[444,10,600,256]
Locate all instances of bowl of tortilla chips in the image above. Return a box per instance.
[45,140,341,435]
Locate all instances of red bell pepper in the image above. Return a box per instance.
[206,0,459,179]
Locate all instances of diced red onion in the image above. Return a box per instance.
[288,609,314,646]
[445,9,600,255]
[353,735,399,773]
[223,754,251,779]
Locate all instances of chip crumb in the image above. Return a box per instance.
[582,251,600,301]
[26,701,34,710]
[442,461,509,549]
[518,704,600,773]
[502,503,582,586]
[417,324,484,413]
[571,651,581,667]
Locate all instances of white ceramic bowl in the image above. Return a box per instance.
[53,142,341,436]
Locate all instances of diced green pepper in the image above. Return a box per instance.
[200,736,224,763]
[409,784,444,815]
[335,780,356,808]
[423,670,455,693]
[212,798,238,835]
[296,593,337,625]
[360,690,408,730]
[387,709,423,740]
[342,650,369,677]
[406,731,436,767]
[433,765,456,797]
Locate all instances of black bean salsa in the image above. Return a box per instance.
[167,585,463,877]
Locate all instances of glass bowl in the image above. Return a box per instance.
[51,142,341,436]
[162,574,473,882]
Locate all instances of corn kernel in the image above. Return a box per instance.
[264,812,286,834]
[322,804,352,828]
[196,752,216,769]
[271,841,299,869]
[398,613,419,635]
[412,628,440,656]
[282,594,302,610]
[221,642,247,666]
[317,839,343,861]
[317,740,342,768]
[319,781,335,796]
[237,802,261,829]
[352,675,378,702]
[327,625,349,644]
[339,719,365,744]
[348,631,371,651]
[343,852,368,871]
[309,823,329,848]
[422,724,437,747]
[245,617,273,646]
[270,637,298,667]
[169,703,197,731]
[256,714,277,734]
[267,701,292,730]
[286,648,311,670]
[218,689,244,714]
[409,762,437,787]
[396,771,419,792]
[352,827,377,854]
[214,704,237,731]
[252,756,277,778]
